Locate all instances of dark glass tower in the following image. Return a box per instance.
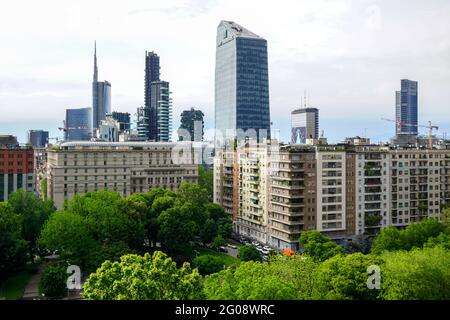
[396,79,418,135]
[144,51,160,108]
[65,108,92,141]
[215,20,271,146]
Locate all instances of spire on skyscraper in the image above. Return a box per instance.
[93,41,98,82]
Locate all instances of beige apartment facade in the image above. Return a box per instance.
[47,141,199,209]
[214,142,450,251]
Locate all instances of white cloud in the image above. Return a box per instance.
[0,0,449,143]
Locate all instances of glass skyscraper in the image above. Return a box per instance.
[65,108,92,141]
[215,21,271,146]
[396,79,418,135]
[27,130,49,148]
[92,42,111,132]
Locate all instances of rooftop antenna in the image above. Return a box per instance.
[304,90,307,107]
[307,93,310,107]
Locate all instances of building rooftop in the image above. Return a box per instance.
[219,20,264,40]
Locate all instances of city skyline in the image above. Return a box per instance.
[1,0,450,144]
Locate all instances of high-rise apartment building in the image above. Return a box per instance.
[144,51,160,108]
[46,141,199,209]
[214,142,450,251]
[138,51,171,141]
[27,130,49,148]
[92,42,111,132]
[150,81,172,142]
[65,108,92,141]
[179,108,204,142]
[215,21,271,147]
[291,108,319,144]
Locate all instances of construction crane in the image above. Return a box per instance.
[381,118,439,148]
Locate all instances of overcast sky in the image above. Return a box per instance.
[0,0,449,144]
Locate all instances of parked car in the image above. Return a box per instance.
[227,244,238,249]
[218,246,228,252]
[263,246,271,251]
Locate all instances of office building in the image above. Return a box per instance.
[46,141,199,209]
[65,108,92,141]
[291,108,319,144]
[215,21,271,147]
[111,112,131,132]
[92,42,111,132]
[27,130,49,148]
[394,79,418,144]
[179,108,204,142]
[0,143,35,202]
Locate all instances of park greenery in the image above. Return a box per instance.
[37,182,233,274]
[82,251,204,300]
[1,186,450,300]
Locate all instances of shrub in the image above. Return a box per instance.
[193,255,225,275]
[39,264,67,299]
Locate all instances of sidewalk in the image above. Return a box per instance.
[22,264,46,299]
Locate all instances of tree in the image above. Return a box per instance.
[372,218,448,254]
[238,245,261,262]
[82,251,204,300]
[39,264,67,299]
[157,207,197,253]
[217,218,233,239]
[370,226,403,254]
[312,253,383,300]
[199,219,217,244]
[381,247,450,300]
[68,191,145,250]
[425,232,450,250]
[39,211,98,270]
[198,165,213,200]
[0,203,28,277]
[193,255,225,275]
[147,195,176,247]
[212,235,227,250]
[299,230,345,261]
[8,189,55,263]
[204,255,317,300]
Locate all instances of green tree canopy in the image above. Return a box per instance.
[39,264,67,299]
[312,253,383,300]
[381,246,450,300]
[238,245,261,262]
[39,211,98,270]
[7,189,55,263]
[204,255,317,300]
[82,251,204,300]
[193,255,225,275]
[0,203,28,277]
[157,206,197,253]
[372,218,448,254]
[299,230,345,261]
